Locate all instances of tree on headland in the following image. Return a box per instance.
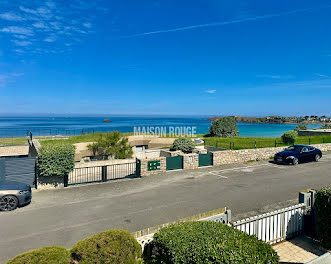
[209,117,239,137]
[87,132,133,159]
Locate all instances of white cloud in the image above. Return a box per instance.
[83,22,92,28]
[1,1,106,54]
[257,74,295,79]
[44,35,57,42]
[0,12,25,21]
[14,49,25,53]
[1,26,34,36]
[0,73,24,87]
[14,34,28,39]
[19,6,38,14]
[316,73,329,78]
[205,89,217,94]
[33,22,48,29]
[12,40,32,46]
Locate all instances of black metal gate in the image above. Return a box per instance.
[166,156,183,171]
[67,161,138,186]
[199,153,213,167]
[0,157,37,187]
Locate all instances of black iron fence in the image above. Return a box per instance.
[66,162,138,186]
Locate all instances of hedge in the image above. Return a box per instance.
[70,229,142,264]
[37,142,75,177]
[314,185,331,249]
[6,246,70,264]
[151,221,279,264]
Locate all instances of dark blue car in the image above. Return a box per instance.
[274,145,322,165]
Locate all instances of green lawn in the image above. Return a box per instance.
[203,135,331,150]
[0,137,28,146]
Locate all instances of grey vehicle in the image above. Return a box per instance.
[0,183,32,211]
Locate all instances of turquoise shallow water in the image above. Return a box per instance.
[0,116,321,138]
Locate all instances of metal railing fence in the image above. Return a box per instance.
[230,203,306,245]
[67,162,137,186]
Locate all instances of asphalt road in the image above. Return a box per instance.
[1,155,331,263]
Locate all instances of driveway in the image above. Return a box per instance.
[1,155,331,263]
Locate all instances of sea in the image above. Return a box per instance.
[0,116,321,138]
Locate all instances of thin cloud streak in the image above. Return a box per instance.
[123,6,330,38]
[205,89,216,94]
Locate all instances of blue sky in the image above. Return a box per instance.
[0,0,331,116]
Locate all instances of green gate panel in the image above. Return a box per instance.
[199,153,213,167]
[166,156,183,171]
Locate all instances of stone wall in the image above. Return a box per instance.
[140,157,166,177]
[212,143,331,166]
[160,149,183,157]
[28,139,41,157]
[37,175,64,190]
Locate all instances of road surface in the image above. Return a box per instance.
[1,155,330,263]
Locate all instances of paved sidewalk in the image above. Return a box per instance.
[272,235,327,263]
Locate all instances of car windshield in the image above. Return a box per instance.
[285,146,303,152]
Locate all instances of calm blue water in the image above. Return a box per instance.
[0,116,321,138]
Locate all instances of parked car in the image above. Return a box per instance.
[0,183,32,211]
[274,145,322,165]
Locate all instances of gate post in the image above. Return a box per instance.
[102,166,107,182]
[136,158,141,177]
[64,174,68,187]
[34,161,38,189]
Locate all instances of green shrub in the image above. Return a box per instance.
[209,117,239,137]
[281,130,298,145]
[151,221,279,264]
[7,246,70,264]
[87,132,133,159]
[37,142,75,177]
[314,185,331,249]
[70,229,142,264]
[172,137,195,153]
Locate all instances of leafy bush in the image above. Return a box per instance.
[281,130,298,145]
[87,132,133,159]
[7,246,70,264]
[172,137,195,153]
[151,221,279,264]
[314,185,331,249]
[209,117,239,137]
[37,143,75,177]
[70,229,142,264]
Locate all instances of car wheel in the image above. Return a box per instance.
[292,158,299,165]
[0,195,19,211]
[314,154,321,162]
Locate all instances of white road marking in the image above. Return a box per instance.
[208,162,286,178]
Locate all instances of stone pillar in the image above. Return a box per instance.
[183,153,199,170]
